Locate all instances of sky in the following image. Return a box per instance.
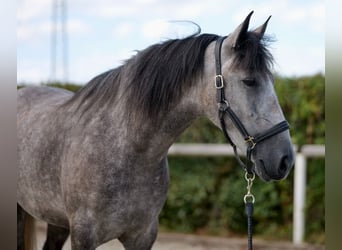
[17,0,325,85]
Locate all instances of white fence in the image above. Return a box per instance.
[167,143,325,244]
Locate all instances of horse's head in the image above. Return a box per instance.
[202,12,294,181]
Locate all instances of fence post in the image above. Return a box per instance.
[293,152,307,244]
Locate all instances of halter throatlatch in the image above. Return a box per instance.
[214,36,290,174]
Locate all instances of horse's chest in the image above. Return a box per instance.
[95,160,170,232]
[107,160,170,207]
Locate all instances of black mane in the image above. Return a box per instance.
[125,33,219,119]
[64,33,219,119]
[64,31,273,120]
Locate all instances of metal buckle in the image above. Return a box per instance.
[215,75,224,89]
[245,136,256,149]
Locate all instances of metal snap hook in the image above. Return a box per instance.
[244,194,255,204]
[244,171,255,204]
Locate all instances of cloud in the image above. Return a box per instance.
[17,58,50,84]
[140,19,205,43]
[232,1,324,34]
[68,19,91,34]
[272,44,325,76]
[113,22,135,38]
[173,1,216,19]
[17,21,49,42]
[17,18,90,43]
[85,1,141,19]
[278,1,324,34]
[17,0,50,22]
[70,49,137,83]
[141,20,172,40]
[282,2,324,23]
[85,0,232,21]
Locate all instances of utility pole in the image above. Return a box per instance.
[50,0,68,83]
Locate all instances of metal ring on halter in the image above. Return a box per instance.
[244,193,255,204]
[217,100,229,109]
[244,171,255,182]
[245,136,256,150]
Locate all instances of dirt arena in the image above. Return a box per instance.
[34,221,324,250]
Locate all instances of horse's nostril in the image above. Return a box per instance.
[279,156,289,176]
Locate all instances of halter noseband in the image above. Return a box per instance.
[214,36,290,174]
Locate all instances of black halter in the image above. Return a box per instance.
[214,36,290,175]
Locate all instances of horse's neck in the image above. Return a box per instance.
[108,87,203,161]
[75,59,214,161]
[64,90,201,164]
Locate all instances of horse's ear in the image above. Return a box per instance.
[253,15,271,39]
[229,11,254,49]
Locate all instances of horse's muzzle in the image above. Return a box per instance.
[254,148,294,182]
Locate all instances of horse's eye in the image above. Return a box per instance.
[242,78,257,87]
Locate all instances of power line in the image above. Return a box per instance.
[50,0,68,83]
[61,0,68,82]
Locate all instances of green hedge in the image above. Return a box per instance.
[18,74,324,243]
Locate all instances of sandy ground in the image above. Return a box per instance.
[35,221,324,250]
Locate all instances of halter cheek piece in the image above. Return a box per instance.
[214,36,290,174]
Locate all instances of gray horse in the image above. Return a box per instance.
[17,12,294,250]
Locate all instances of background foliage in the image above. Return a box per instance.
[18,74,325,243]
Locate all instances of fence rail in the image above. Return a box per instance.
[167,143,325,244]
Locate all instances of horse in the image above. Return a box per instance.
[17,12,294,250]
